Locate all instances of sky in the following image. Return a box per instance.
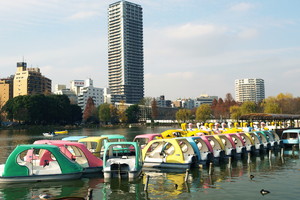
[1,0,300,101]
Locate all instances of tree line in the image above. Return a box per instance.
[1,94,82,125]
[1,93,299,126]
[176,93,300,123]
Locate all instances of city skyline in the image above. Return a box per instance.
[1,0,300,100]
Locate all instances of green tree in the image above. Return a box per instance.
[50,95,72,123]
[69,104,83,123]
[2,98,14,121]
[240,101,257,115]
[99,103,111,124]
[126,104,140,123]
[110,104,119,124]
[176,109,192,123]
[262,97,281,114]
[2,94,81,125]
[196,104,212,122]
[118,101,128,123]
[10,95,30,123]
[230,105,242,121]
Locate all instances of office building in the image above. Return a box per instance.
[0,76,14,107]
[108,1,144,104]
[194,94,218,107]
[155,95,172,108]
[13,62,51,97]
[235,78,265,103]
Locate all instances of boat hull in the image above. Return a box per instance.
[143,161,191,170]
[43,133,56,137]
[103,169,142,180]
[83,167,103,174]
[0,172,82,183]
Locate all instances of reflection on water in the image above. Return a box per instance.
[0,128,299,200]
[0,179,88,200]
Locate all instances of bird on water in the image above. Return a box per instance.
[260,189,270,195]
[249,175,254,180]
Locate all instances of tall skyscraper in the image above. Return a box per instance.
[108,1,144,104]
[235,78,265,103]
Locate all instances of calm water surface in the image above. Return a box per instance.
[0,127,299,200]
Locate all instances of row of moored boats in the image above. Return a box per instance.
[0,128,299,184]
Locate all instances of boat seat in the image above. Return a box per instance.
[201,151,210,160]
[165,146,175,155]
[33,161,62,175]
[106,157,135,169]
[24,162,34,175]
[74,156,89,168]
[183,154,194,163]
[181,145,188,153]
[214,149,222,157]
[148,151,164,158]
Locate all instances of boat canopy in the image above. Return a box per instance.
[239,113,300,121]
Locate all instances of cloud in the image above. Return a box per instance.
[238,28,259,39]
[144,20,300,99]
[164,23,228,39]
[68,11,99,20]
[166,72,194,79]
[230,2,255,12]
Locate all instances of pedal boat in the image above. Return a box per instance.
[133,133,162,149]
[245,132,265,155]
[281,129,300,148]
[201,135,225,165]
[235,132,256,154]
[33,140,103,174]
[0,144,82,183]
[214,135,238,160]
[102,142,142,181]
[79,135,127,156]
[42,132,56,137]
[79,136,109,158]
[160,130,187,138]
[142,138,197,170]
[100,134,127,142]
[54,130,68,134]
[268,130,283,148]
[226,133,247,159]
[252,131,271,153]
[255,131,276,149]
[62,136,87,142]
[186,137,214,166]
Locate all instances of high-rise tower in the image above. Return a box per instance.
[235,78,265,103]
[108,1,144,104]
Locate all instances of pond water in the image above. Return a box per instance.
[0,127,299,200]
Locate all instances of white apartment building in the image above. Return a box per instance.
[77,78,104,111]
[53,84,77,104]
[70,80,85,95]
[235,78,265,103]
